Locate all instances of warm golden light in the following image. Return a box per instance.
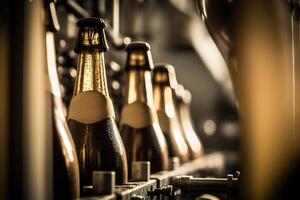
[129,51,146,66]
[173,124,189,156]
[164,87,176,118]
[203,120,217,136]
[46,33,62,97]
[74,52,109,97]
[153,122,168,152]
[230,1,294,199]
[55,110,75,162]
[82,30,100,46]
[126,70,154,107]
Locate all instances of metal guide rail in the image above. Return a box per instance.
[80,153,229,200]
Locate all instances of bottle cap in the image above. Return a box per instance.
[74,17,109,53]
[153,63,178,89]
[126,41,150,51]
[77,17,106,28]
[125,42,153,71]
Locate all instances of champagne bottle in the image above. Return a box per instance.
[67,18,128,189]
[120,42,169,177]
[153,64,189,163]
[175,84,204,160]
[45,3,80,199]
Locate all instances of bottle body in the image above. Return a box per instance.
[177,101,203,160]
[156,108,190,163]
[120,122,168,175]
[53,96,80,199]
[46,31,80,199]
[175,86,204,160]
[68,118,128,186]
[153,64,190,163]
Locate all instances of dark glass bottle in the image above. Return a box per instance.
[175,85,204,160]
[46,33,80,199]
[153,64,189,163]
[45,4,80,199]
[120,42,169,177]
[67,18,128,189]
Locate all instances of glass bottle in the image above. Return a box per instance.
[153,63,189,163]
[45,3,80,199]
[175,84,204,160]
[67,18,128,189]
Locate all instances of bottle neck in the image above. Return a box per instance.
[73,51,109,98]
[153,85,176,118]
[124,70,154,106]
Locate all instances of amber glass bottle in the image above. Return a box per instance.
[153,64,189,163]
[47,31,80,200]
[67,18,128,189]
[175,85,204,160]
[45,4,80,199]
[120,42,169,177]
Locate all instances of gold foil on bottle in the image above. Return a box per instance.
[73,52,109,98]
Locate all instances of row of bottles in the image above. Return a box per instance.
[50,16,204,198]
[120,42,169,176]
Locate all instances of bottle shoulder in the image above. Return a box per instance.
[68,117,118,131]
[120,101,158,128]
[68,91,115,124]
